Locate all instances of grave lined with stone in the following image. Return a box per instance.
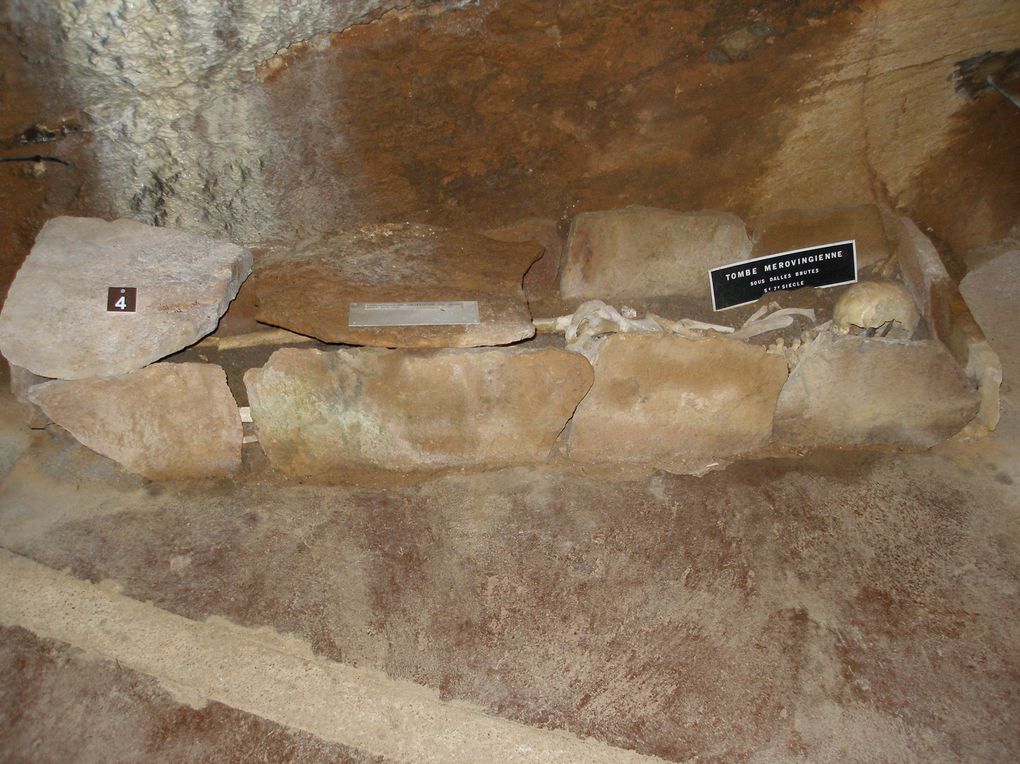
[0,206,999,482]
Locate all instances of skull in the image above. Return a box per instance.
[833,280,920,337]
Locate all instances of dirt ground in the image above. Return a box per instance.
[0,372,1018,761]
[0,625,385,764]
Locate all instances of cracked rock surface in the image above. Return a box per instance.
[29,363,242,480]
[253,224,541,348]
[774,333,980,449]
[245,346,593,478]
[0,217,251,380]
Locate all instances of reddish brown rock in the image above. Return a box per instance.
[244,346,593,478]
[484,218,563,302]
[750,205,893,271]
[774,332,980,449]
[560,207,751,303]
[29,363,242,480]
[568,335,788,473]
[253,224,542,348]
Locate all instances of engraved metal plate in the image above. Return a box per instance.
[348,301,480,327]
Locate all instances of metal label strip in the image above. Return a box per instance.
[348,301,480,327]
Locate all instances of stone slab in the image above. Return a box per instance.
[750,205,893,271]
[253,224,542,348]
[7,362,51,429]
[774,332,980,449]
[560,207,752,303]
[567,335,788,472]
[244,346,593,477]
[29,363,242,480]
[895,217,1002,429]
[961,250,1020,394]
[0,217,252,380]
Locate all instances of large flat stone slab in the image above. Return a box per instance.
[774,333,980,449]
[961,250,1020,394]
[254,224,542,348]
[750,205,893,271]
[28,363,242,480]
[560,207,751,303]
[568,335,788,472]
[895,217,1002,430]
[0,217,252,380]
[244,347,593,478]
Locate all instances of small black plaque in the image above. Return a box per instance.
[107,287,137,312]
[709,240,857,311]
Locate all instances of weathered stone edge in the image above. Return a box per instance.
[893,216,1002,430]
[24,362,244,481]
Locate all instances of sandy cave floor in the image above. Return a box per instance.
[0,256,1017,763]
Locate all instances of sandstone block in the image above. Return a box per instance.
[254,223,542,348]
[774,333,980,449]
[896,217,1002,429]
[28,363,242,480]
[244,346,593,478]
[0,217,252,380]
[484,218,563,302]
[751,205,893,271]
[560,207,752,302]
[8,362,51,429]
[568,335,788,472]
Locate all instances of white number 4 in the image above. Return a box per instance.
[114,295,127,310]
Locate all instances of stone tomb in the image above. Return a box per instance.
[0,208,995,481]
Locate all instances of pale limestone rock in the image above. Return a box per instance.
[254,224,541,348]
[0,217,252,380]
[961,251,1020,386]
[28,363,242,480]
[833,281,919,335]
[6,0,438,240]
[774,332,979,449]
[568,335,788,473]
[244,347,593,478]
[8,362,51,429]
[961,250,1019,420]
[561,207,751,302]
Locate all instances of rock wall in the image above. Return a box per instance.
[1,0,471,241]
[1,0,1017,288]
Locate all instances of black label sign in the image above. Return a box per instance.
[710,240,857,311]
[107,287,137,312]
